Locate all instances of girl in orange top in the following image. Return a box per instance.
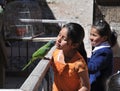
[51,23,90,91]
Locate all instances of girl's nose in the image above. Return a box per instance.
[89,36,93,41]
[89,34,93,39]
[57,36,62,43]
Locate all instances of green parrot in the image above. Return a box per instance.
[22,40,55,71]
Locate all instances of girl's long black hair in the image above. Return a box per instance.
[63,23,87,64]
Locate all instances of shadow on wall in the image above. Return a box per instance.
[38,0,61,36]
[2,0,61,72]
[112,42,120,73]
[4,0,61,39]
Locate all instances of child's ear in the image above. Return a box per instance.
[103,36,108,41]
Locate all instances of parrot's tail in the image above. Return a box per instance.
[22,59,32,71]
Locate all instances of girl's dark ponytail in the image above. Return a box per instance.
[110,30,117,47]
[77,41,87,64]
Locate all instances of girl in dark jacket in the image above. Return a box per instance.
[88,19,117,91]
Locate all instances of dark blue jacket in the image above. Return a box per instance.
[88,47,113,91]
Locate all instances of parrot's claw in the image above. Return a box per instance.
[43,57,50,60]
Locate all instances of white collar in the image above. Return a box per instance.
[92,42,111,52]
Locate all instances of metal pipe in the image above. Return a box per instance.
[19,19,68,23]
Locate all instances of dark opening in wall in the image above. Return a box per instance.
[96,0,120,6]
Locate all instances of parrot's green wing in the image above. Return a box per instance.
[22,40,55,71]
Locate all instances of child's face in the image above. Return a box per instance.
[56,27,74,51]
[89,27,106,47]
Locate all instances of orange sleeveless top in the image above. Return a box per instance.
[51,49,88,91]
